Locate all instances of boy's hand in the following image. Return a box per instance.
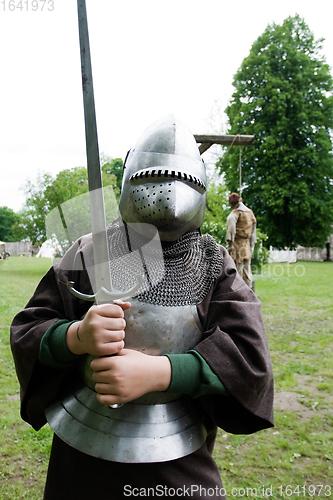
[66,301,131,356]
[91,349,172,406]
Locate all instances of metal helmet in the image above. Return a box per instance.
[119,115,207,241]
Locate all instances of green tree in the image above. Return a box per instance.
[218,15,333,248]
[201,173,229,245]
[0,206,19,242]
[44,167,89,209]
[101,155,124,197]
[16,160,121,245]
[12,172,54,245]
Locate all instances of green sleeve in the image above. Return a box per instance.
[39,322,228,397]
[38,319,81,369]
[165,350,229,398]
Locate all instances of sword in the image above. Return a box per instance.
[67,0,142,303]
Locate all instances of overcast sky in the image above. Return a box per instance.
[1,0,332,212]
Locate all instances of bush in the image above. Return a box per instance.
[252,229,270,273]
[201,221,226,246]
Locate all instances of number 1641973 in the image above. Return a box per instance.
[278,485,332,497]
[1,0,54,11]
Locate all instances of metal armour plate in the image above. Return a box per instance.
[46,300,207,462]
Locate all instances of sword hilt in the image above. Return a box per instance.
[67,275,144,409]
[66,275,144,303]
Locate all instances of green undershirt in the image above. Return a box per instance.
[39,320,228,398]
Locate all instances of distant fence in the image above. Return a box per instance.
[1,241,36,256]
[268,241,331,263]
[268,248,297,263]
[297,232,332,261]
[296,246,327,262]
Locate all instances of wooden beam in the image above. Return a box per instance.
[198,142,214,155]
[194,134,255,149]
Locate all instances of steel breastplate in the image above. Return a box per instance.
[45,299,208,463]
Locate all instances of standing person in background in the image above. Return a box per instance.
[226,192,256,288]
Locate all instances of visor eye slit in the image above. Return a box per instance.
[129,168,206,192]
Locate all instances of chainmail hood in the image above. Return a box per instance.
[107,221,223,307]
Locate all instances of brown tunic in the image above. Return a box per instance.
[10,235,273,499]
[227,206,256,263]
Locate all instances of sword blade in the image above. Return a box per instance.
[77,0,112,299]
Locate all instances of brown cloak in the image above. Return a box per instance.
[10,235,273,499]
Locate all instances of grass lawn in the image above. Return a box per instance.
[213,261,333,498]
[0,256,53,500]
[0,256,332,499]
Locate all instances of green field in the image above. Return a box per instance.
[0,257,332,499]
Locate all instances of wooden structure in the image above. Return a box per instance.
[194,134,255,155]
[0,241,34,256]
[194,134,255,196]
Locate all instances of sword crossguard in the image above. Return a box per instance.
[66,275,144,303]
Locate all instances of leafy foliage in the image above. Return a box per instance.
[0,206,20,242]
[218,15,333,248]
[14,158,123,245]
[101,154,124,194]
[251,229,270,273]
[201,173,229,245]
